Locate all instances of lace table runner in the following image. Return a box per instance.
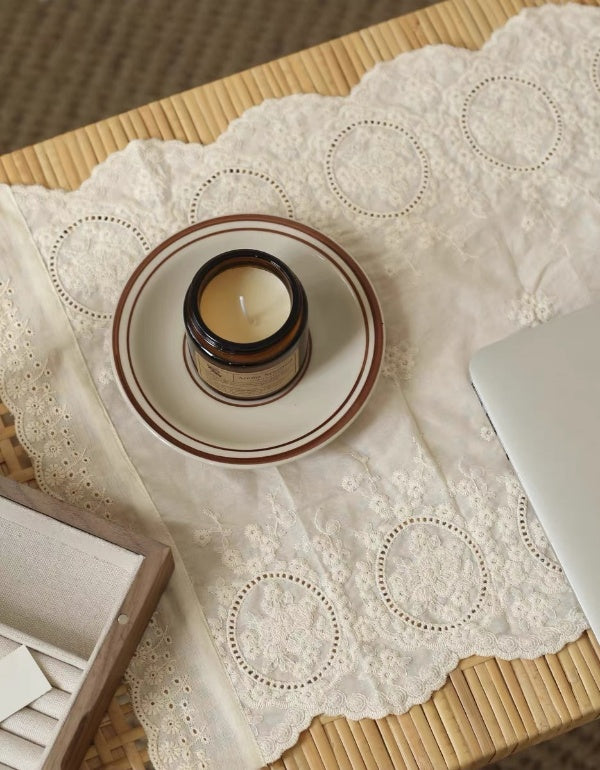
[1,4,599,767]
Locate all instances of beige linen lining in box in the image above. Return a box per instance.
[0,495,142,769]
[0,496,142,660]
[0,730,42,770]
[0,634,83,691]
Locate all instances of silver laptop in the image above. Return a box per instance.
[470,301,600,636]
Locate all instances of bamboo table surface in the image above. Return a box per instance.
[1,1,600,768]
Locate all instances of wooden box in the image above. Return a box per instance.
[0,477,174,769]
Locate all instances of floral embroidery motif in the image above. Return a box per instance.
[194,498,345,692]
[340,445,432,522]
[194,494,297,572]
[127,616,211,770]
[0,281,113,514]
[461,76,563,171]
[381,341,418,384]
[313,509,351,584]
[377,517,489,631]
[325,120,430,217]
[339,449,490,635]
[366,648,412,683]
[50,216,150,320]
[508,291,555,327]
[227,572,340,689]
[189,168,294,224]
[510,589,557,631]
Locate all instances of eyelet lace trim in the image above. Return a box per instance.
[0,280,211,768]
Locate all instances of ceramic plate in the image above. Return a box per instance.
[112,215,384,467]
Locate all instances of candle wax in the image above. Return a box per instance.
[199,265,291,343]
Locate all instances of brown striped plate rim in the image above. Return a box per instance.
[112,214,384,467]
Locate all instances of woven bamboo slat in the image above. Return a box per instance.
[0,1,599,768]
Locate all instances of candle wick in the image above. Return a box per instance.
[239,295,254,324]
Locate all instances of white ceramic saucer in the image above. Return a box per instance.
[112,215,384,467]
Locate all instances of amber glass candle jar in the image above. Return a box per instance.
[184,249,309,400]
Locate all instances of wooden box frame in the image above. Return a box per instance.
[0,476,174,770]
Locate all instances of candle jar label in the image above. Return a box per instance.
[195,348,300,399]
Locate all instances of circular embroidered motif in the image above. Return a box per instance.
[461,75,563,172]
[50,216,149,320]
[517,494,562,573]
[377,517,489,631]
[325,120,430,218]
[189,169,294,224]
[227,572,340,690]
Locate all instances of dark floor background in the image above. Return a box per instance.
[4,0,431,153]
[3,0,600,767]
